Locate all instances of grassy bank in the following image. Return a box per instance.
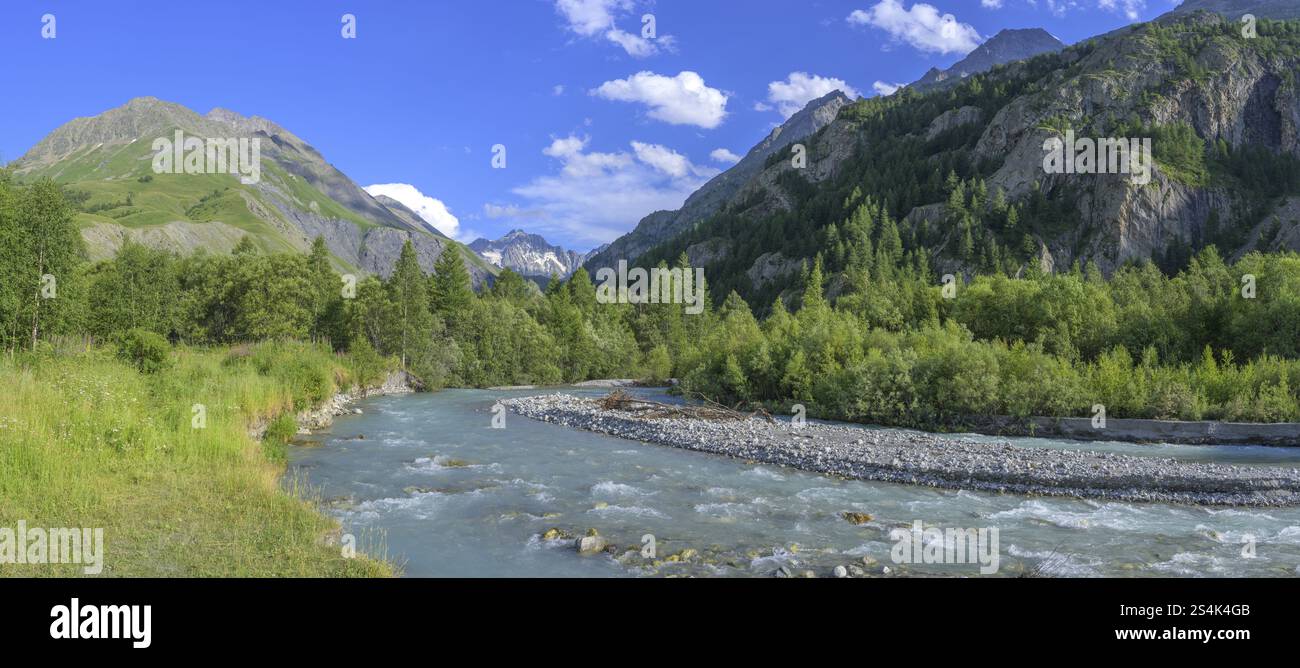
[0,340,394,577]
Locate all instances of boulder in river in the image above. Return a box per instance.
[541,528,573,542]
[577,534,608,555]
[841,511,873,525]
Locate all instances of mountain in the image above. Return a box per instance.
[910,28,1066,94]
[1170,0,1300,20]
[583,90,853,272]
[469,230,592,281]
[10,97,495,284]
[625,11,1300,309]
[373,194,450,240]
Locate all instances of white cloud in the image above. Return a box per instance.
[554,0,626,36]
[592,71,729,129]
[543,135,590,159]
[605,28,676,57]
[484,203,543,219]
[1098,0,1145,20]
[510,135,718,245]
[977,0,1146,20]
[554,0,674,57]
[365,183,465,241]
[765,72,860,118]
[873,80,906,96]
[626,139,712,176]
[553,84,565,96]
[848,1,982,55]
[982,0,1150,20]
[710,148,741,164]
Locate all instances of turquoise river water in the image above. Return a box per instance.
[287,387,1300,577]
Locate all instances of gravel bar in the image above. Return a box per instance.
[503,394,1300,507]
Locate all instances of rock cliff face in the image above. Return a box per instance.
[926,107,984,140]
[969,11,1300,273]
[12,97,493,286]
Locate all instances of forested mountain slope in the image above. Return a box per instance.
[583,90,853,273]
[632,12,1300,312]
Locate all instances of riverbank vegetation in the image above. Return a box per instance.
[0,339,393,576]
[3,170,1298,431]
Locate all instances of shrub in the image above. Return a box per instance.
[346,338,390,389]
[262,413,298,463]
[115,328,171,373]
[643,344,673,384]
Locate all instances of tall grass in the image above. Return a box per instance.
[0,340,394,577]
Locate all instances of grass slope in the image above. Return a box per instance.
[0,341,394,577]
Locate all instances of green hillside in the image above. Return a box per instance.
[10,98,494,282]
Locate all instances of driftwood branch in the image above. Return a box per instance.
[597,390,775,423]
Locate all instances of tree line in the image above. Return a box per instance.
[3,172,1298,424]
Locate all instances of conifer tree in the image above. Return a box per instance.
[431,246,474,319]
[386,240,435,368]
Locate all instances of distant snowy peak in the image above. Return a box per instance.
[469,230,590,278]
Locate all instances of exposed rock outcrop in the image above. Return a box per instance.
[926,106,984,140]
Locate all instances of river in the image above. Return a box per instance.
[287,387,1300,577]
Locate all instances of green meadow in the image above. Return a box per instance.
[0,341,395,577]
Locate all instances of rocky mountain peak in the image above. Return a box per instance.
[19,97,212,167]
[205,107,294,140]
[470,231,589,279]
[911,27,1065,93]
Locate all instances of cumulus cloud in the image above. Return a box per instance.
[592,71,729,129]
[554,0,624,36]
[606,28,676,57]
[631,141,696,178]
[364,183,464,241]
[765,72,860,118]
[1098,0,1145,20]
[847,0,982,55]
[873,80,907,96]
[987,1,1144,20]
[554,0,675,57]
[710,148,741,164]
[484,203,543,219]
[510,135,718,245]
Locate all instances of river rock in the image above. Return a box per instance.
[577,535,608,554]
[541,528,572,541]
[500,393,1300,507]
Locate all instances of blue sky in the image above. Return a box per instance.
[0,0,1183,251]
